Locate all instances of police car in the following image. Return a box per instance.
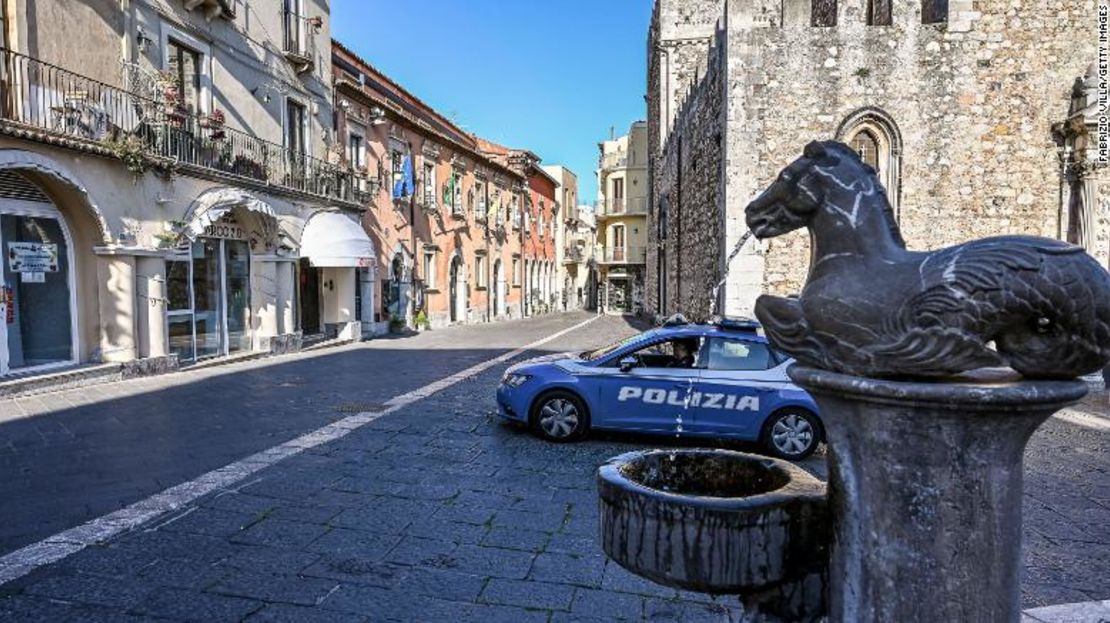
[496,318,823,460]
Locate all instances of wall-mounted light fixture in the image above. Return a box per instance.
[135,26,154,53]
[251,86,272,103]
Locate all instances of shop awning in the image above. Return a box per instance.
[300,211,375,268]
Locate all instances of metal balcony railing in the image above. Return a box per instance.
[600,246,646,264]
[282,9,319,68]
[595,197,647,217]
[0,48,363,204]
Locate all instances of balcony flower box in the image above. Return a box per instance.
[199,108,226,129]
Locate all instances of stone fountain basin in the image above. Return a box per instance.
[598,449,828,595]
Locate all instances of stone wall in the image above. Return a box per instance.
[648,23,728,320]
[648,0,1095,317]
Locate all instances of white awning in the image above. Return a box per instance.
[300,211,375,268]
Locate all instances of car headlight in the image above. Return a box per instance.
[502,373,531,388]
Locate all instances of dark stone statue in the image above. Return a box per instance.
[745,141,1110,379]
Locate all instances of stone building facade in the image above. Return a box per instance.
[0,0,368,379]
[542,164,579,310]
[333,44,527,331]
[647,0,1098,320]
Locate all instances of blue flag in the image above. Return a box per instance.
[393,156,415,199]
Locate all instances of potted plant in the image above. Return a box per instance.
[389,314,407,333]
[200,108,226,139]
[413,309,430,332]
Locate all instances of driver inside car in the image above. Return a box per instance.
[668,339,698,368]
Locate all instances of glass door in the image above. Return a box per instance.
[224,240,251,353]
[169,237,252,363]
[0,212,74,375]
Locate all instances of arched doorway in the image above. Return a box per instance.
[0,150,109,375]
[0,172,78,375]
[493,259,505,318]
[449,254,465,323]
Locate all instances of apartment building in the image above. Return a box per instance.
[0,0,368,379]
[332,43,527,330]
[596,121,648,314]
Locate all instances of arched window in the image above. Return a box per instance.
[922,0,948,24]
[812,0,836,26]
[837,108,903,218]
[867,0,892,25]
[850,130,881,173]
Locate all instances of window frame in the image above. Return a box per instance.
[283,97,308,157]
[159,24,212,115]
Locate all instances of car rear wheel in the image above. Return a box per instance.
[530,391,590,443]
[761,409,821,460]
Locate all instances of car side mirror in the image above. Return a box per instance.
[619,356,637,372]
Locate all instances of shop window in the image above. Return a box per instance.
[922,0,948,24]
[867,0,892,25]
[812,0,836,26]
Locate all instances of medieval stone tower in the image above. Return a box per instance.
[646,0,1098,320]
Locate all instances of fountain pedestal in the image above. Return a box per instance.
[789,366,1087,623]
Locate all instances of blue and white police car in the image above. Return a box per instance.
[496,318,823,460]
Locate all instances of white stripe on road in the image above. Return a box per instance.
[0,314,599,586]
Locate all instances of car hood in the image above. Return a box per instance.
[507,352,579,373]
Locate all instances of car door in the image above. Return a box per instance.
[689,337,785,438]
[589,336,702,433]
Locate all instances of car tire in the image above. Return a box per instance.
[530,390,590,443]
[761,408,821,461]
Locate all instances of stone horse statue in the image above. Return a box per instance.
[745,141,1110,379]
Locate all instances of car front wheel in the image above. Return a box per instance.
[530,391,590,443]
[762,409,821,460]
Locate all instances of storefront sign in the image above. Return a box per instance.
[202,221,246,240]
[7,242,58,273]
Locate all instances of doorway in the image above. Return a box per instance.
[0,205,76,376]
[298,257,321,336]
[493,259,505,318]
[166,237,252,363]
[449,255,464,323]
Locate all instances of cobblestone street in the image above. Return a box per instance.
[0,313,1107,621]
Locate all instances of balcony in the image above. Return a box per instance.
[600,246,646,265]
[282,9,320,73]
[0,48,363,206]
[595,197,647,218]
[600,150,627,171]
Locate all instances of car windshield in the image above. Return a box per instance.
[579,329,663,361]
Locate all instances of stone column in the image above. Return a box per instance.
[276,260,296,335]
[95,255,136,363]
[789,367,1087,623]
[135,256,167,359]
[254,259,279,351]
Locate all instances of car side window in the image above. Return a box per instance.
[705,338,774,371]
[618,337,702,369]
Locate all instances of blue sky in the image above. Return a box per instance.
[331,0,653,202]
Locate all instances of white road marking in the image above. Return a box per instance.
[1053,408,1110,432]
[0,314,599,586]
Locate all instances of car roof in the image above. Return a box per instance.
[652,323,768,343]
